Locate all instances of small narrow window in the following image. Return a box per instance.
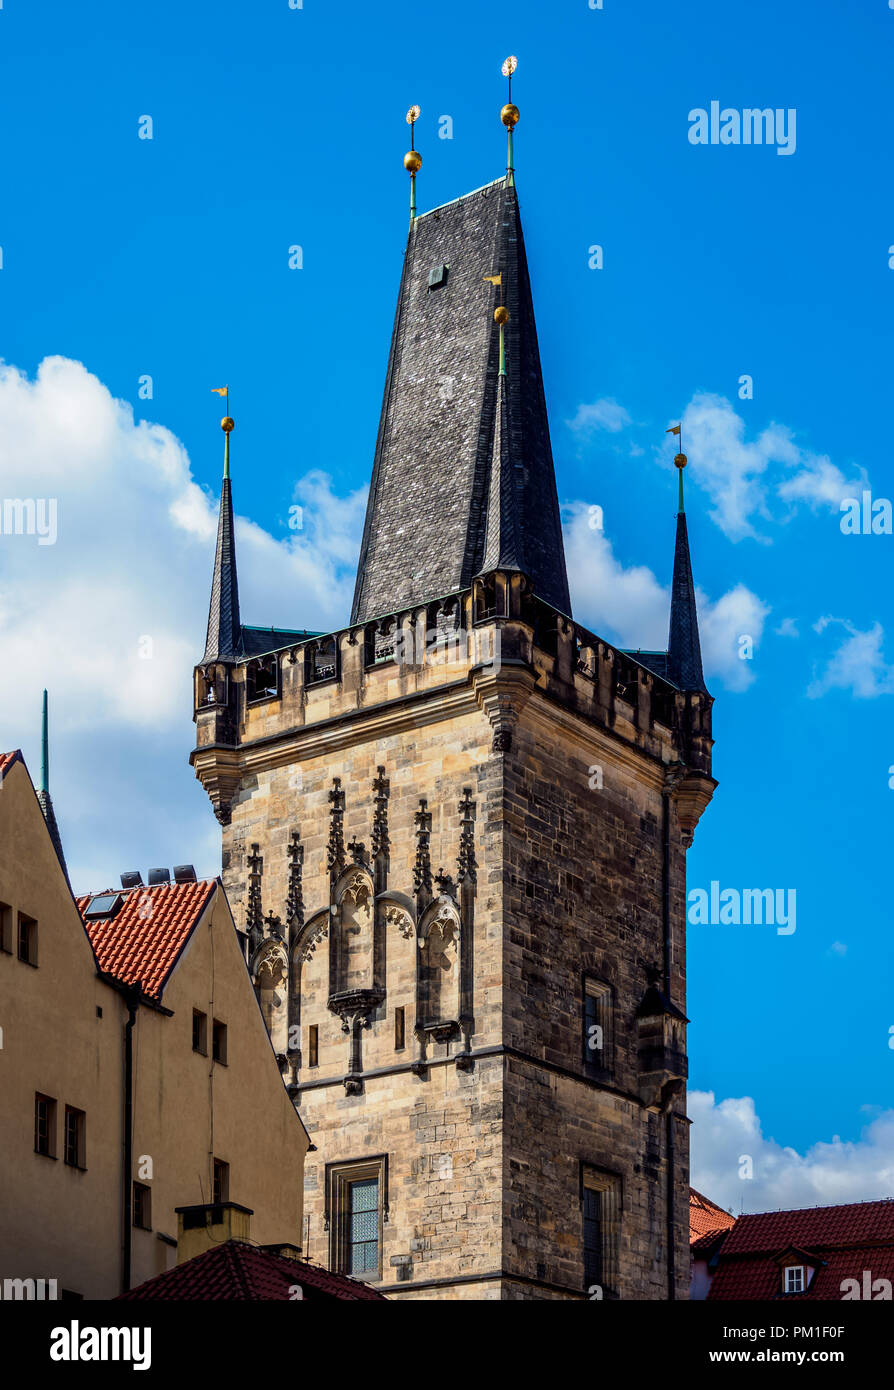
[34,1093,56,1157]
[18,914,38,966]
[328,1157,387,1281]
[63,1106,86,1169]
[0,902,12,953]
[394,1007,405,1051]
[583,976,612,1076]
[213,1158,229,1204]
[212,1019,227,1065]
[133,1181,152,1230]
[582,1167,621,1297]
[192,1010,207,1055]
[308,1024,319,1068]
[784,1265,805,1294]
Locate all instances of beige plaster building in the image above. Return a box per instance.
[0,747,308,1299]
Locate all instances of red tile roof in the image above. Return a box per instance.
[708,1199,894,1300]
[0,749,22,778]
[690,1188,736,1244]
[77,879,217,1002]
[118,1240,387,1301]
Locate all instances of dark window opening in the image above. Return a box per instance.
[246,656,279,703]
[583,976,613,1077]
[192,1010,207,1055]
[34,1093,56,1157]
[213,1159,229,1205]
[394,1007,405,1051]
[18,914,38,966]
[0,901,12,953]
[582,1168,620,1297]
[305,636,338,686]
[212,1019,227,1065]
[133,1181,152,1230]
[308,1024,319,1068]
[64,1106,86,1169]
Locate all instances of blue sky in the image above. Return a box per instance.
[2,0,893,1208]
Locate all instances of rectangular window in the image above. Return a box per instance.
[0,902,12,953]
[328,1157,387,1281]
[582,1166,621,1297]
[18,914,38,966]
[192,1009,207,1055]
[394,1007,405,1051]
[784,1265,805,1294]
[308,1024,319,1068]
[583,976,612,1076]
[213,1158,229,1204]
[63,1106,85,1169]
[212,1019,227,1065]
[133,1181,152,1230]
[34,1093,56,1157]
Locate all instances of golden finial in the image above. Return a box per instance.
[674,452,687,469]
[221,417,235,433]
[501,56,519,185]
[405,105,422,223]
[494,306,510,325]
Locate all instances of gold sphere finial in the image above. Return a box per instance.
[221,417,235,434]
[501,102,520,129]
[404,149,422,173]
[674,452,687,469]
[494,305,510,325]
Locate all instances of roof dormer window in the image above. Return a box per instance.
[784,1264,806,1294]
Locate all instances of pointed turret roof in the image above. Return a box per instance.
[667,468,708,693]
[36,689,69,883]
[351,178,570,624]
[202,423,242,663]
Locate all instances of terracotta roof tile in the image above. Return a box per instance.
[690,1188,736,1244]
[720,1198,894,1256]
[0,749,22,778]
[708,1247,894,1300]
[118,1240,387,1300]
[77,879,217,1002]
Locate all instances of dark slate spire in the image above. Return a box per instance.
[351,178,571,624]
[667,460,708,693]
[202,417,242,662]
[37,689,69,884]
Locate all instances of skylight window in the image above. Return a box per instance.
[84,893,123,920]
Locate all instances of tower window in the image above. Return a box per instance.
[246,656,279,704]
[327,1156,388,1280]
[308,1024,319,1068]
[581,1167,621,1297]
[192,1010,207,1054]
[583,976,613,1076]
[34,1093,56,1157]
[63,1106,86,1169]
[427,263,449,290]
[213,1159,230,1205]
[394,1007,405,1051]
[212,1019,228,1065]
[133,1181,152,1231]
[18,914,38,966]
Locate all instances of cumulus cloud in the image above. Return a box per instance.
[566,398,632,435]
[775,617,799,638]
[682,394,865,542]
[562,503,769,691]
[690,1091,894,1213]
[807,617,894,699]
[0,356,366,889]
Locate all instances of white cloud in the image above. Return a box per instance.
[0,356,366,890]
[829,941,848,957]
[682,393,865,541]
[807,617,894,699]
[566,398,631,435]
[690,1090,894,1213]
[775,617,799,638]
[562,502,769,691]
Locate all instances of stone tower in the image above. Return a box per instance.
[191,148,715,1300]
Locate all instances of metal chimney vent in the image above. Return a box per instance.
[120,871,144,889]
[147,867,171,886]
[173,864,197,884]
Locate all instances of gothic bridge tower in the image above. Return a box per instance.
[191,68,715,1300]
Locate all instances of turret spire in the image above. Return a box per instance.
[36,689,69,882]
[501,56,519,187]
[404,105,422,226]
[202,401,242,663]
[666,441,708,693]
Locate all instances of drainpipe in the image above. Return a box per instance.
[122,987,139,1294]
[662,783,676,1302]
